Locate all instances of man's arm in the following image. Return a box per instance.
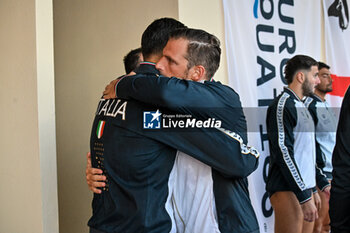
[115,75,226,107]
[306,98,327,170]
[144,127,259,178]
[118,75,260,176]
[86,127,259,193]
[316,165,331,192]
[307,98,331,196]
[102,75,259,178]
[112,76,243,128]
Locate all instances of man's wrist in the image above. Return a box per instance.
[296,188,312,204]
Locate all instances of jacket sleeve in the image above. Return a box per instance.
[116,75,225,108]
[145,127,259,178]
[316,165,330,191]
[315,141,326,170]
[267,96,312,203]
[116,76,235,125]
[307,99,326,170]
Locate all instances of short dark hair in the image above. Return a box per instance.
[318,61,330,70]
[141,18,186,60]
[123,48,142,73]
[169,28,221,80]
[284,55,318,84]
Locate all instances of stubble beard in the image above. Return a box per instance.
[302,78,314,96]
[316,84,333,94]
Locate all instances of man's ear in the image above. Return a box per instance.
[296,71,305,84]
[189,65,206,82]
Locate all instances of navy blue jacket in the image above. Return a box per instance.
[114,64,260,233]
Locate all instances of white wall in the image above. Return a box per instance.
[0,0,58,232]
[36,0,59,232]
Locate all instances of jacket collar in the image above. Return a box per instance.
[134,62,160,75]
[311,94,324,102]
[284,87,304,102]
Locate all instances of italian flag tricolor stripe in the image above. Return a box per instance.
[96,120,105,139]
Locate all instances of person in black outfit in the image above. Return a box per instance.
[329,85,350,233]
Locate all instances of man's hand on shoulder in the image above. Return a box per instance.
[103,79,119,99]
[103,72,135,99]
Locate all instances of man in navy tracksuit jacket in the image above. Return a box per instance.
[88,22,259,233]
